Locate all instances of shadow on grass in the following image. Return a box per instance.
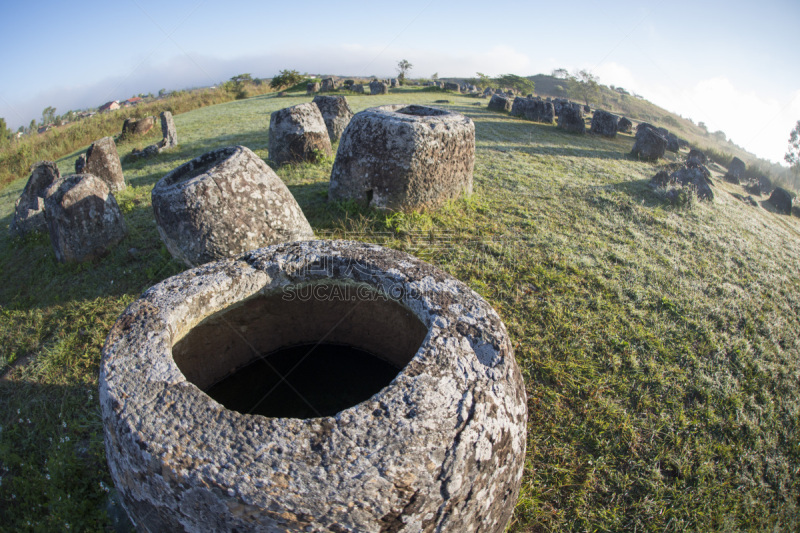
[0,201,184,313]
[489,142,632,161]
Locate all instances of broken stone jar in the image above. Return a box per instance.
[100,240,527,532]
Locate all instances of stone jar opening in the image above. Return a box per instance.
[172,281,428,419]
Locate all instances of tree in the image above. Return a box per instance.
[41,106,56,126]
[551,68,569,79]
[396,59,413,84]
[496,74,535,95]
[431,72,438,80]
[568,70,600,105]
[159,88,167,97]
[225,73,253,99]
[785,120,800,173]
[466,72,495,89]
[269,69,304,91]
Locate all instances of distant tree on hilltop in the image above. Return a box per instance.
[786,120,800,174]
[41,106,56,126]
[397,59,413,84]
[551,68,569,79]
[568,70,600,105]
[269,70,304,91]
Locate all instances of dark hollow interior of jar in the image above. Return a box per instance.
[172,281,428,418]
[396,105,449,117]
[162,146,236,187]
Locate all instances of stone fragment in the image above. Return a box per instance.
[769,187,793,215]
[590,110,618,137]
[369,81,389,95]
[100,240,527,533]
[306,82,320,95]
[85,137,126,192]
[444,82,460,92]
[121,116,155,138]
[618,117,633,133]
[10,161,61,236]
[312,95,354,143]
[350,84,364,94]
[268,103,332,165]
[75,154,86,174]
[687,149,708,167]
[44,174,127,262]
[488,94,513,112]
[160,111,178,149]
[557,105,586,133]
[666,132,680,152]
[650,164,714,201]
[329,105,475,210]
[152,145,313,266]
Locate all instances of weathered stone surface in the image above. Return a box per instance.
[724,157,746,184]
[152,145,313,267]
[329,105,475,210]
[769,187,793,215]
[10,161,61,236]
[666,132,680,152]
[369,81,389,95]
[100,240,527,533]
[590,110,618,137]
[650,164,714,201]
[444,82,460,92]
[488,94,513,112]
[631,126,667,161]
[321,78,337,92]
[687,149,707,167]
[312,95,354,143]
[75,154,86,174]
[121,116,155,138]
[160,111,178,149]
[44,174,127,262]
[510,97,555,124]
[390,78,398,88]
[557,105,586,133]
[350,83,365,94]
[618,117,633,133]
[268,103,332,165]
[85,137,126,192]
[306,82,320,95]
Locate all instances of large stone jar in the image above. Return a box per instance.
[151,145,313,267]
[329,105,475,210]
[100,240,527,532]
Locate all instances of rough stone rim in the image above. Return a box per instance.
[361,104,469,124]
[155,146,240,190]
[100,239,525,524]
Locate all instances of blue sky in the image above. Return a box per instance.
[1,0,798,163]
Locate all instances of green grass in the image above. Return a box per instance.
[1,87,799,531]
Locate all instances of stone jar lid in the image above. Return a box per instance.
[100,240,527,532]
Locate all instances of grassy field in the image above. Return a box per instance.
[1,86,799,531]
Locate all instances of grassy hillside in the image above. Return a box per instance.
[1,86,799,531]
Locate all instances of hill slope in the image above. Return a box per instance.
[1,87,798,531]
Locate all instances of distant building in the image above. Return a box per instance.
[99,100,120,112]
[37,125,52,134]
[123,97,143,107]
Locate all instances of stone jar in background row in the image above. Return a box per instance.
[590,110,619,137]
[617,117,633,133]
[44,174,127,263]
[268,103,332,165]
[369,80,389,95]
[488,94,513,113]
[312,95,354,143]
[724,156,746,184]
[85,137,126,192]
[151,145,314,267]
[329,105,475,210]
[121,116,155,138]
[557,105,586,134]
[306,82,320,95]
[10,161,61,237]
[631,124,667,161]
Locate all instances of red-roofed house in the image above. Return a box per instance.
[123,97,143,107]
[98,100,120,112]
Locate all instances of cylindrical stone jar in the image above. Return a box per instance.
[100,240,527,532]
[329,105,475,211]
[151,145,313,267]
